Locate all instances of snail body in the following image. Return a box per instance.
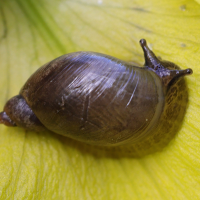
[0,39,192,146]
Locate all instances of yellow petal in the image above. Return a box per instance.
[0,0,200,199]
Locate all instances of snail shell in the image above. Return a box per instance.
[0,39,192,146]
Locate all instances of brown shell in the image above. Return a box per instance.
[20,52,164,146]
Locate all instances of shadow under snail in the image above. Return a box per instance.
[0,39,193,147]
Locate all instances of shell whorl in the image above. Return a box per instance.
[19,52,163,146]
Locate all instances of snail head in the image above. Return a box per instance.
[140,39,193,86]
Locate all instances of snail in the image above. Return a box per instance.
[0,39,192,147]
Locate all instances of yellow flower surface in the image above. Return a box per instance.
[0,0,199,199]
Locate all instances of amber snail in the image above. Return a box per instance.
[0,39,192,147]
